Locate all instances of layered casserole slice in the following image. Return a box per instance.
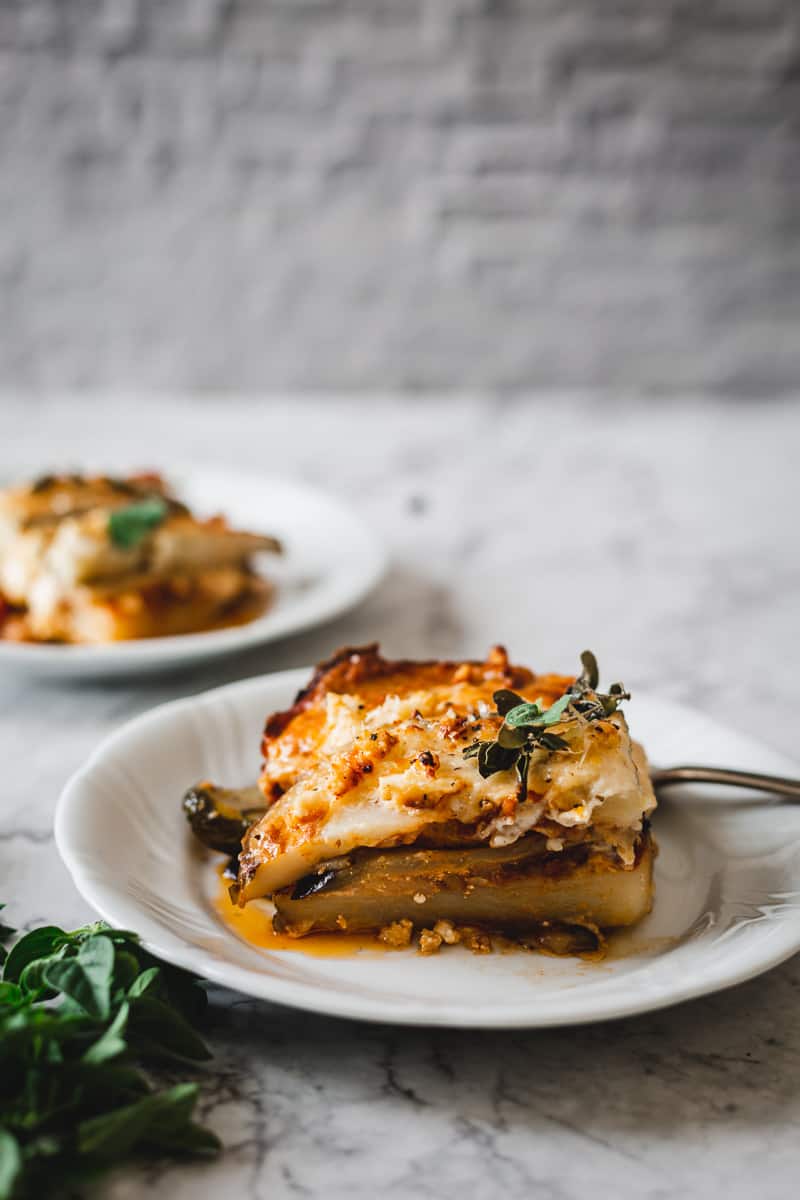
[0,472,280,643]
[188,645,657,955]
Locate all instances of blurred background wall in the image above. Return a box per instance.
[1,0,799,395]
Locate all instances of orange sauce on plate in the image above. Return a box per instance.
[214,875,386,958]
[213,874,666,963]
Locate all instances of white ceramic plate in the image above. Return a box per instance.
[0,468,384,678]
[56,669,800,1027]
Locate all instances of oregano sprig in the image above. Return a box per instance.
[463,650,630,792]
[567,650,631,719]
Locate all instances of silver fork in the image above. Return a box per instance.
[650,765,800,800]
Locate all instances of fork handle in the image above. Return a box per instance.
[650,765,800,800]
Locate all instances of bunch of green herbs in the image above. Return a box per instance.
[0,909,220,1200]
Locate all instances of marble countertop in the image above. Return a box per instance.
[2,394,799,1199]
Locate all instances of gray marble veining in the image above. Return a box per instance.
[1,394,799,1199]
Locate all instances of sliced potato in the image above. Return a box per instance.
[271,832,655,936]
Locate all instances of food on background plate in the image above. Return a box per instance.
[185,645,657,956]
[0,471,281,643]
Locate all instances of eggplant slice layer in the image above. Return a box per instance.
[271,829,655,939]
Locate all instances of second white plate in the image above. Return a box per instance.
[55,667,800,1027]
[0,467,385,677]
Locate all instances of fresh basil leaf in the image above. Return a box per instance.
[70,1063,150,1108]
[462,741,481,758]
[0,1128,22,1200]
[0,1008,88,1044]
[138,1081,198,1134]
[108,497,169,550]
[0,980,24,1009]
[128,994,212,1061]
[112,950,142,992]
[78,1083,211,1160]
[146,1120,222,1158]
[18,945,69,995]
[77,1087,184,1159]
[63,921,110,944]
[3,926,65,983]
[127,966,160,999]
[141,1083,221,1155]
[492,689,526,717]
[44,935,114,1019]
[0,915,219,1194]
[82,1001,130,1065]
[64,922,138,949]
[154,962,209,1026]
[104,928,142,946]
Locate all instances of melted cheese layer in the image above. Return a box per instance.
[238,682,656,901]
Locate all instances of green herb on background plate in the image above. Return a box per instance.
[108,497,169,550]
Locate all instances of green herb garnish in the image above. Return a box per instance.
[108,497,169,550]
[463,650,630,792]
[566,649,630,720]
[0,915,220,1199]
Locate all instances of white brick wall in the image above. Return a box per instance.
[0,0,799,392]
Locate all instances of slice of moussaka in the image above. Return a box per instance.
[187,645,657,956]
[0,471,281,643]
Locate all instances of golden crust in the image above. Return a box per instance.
[259,643,573,800]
